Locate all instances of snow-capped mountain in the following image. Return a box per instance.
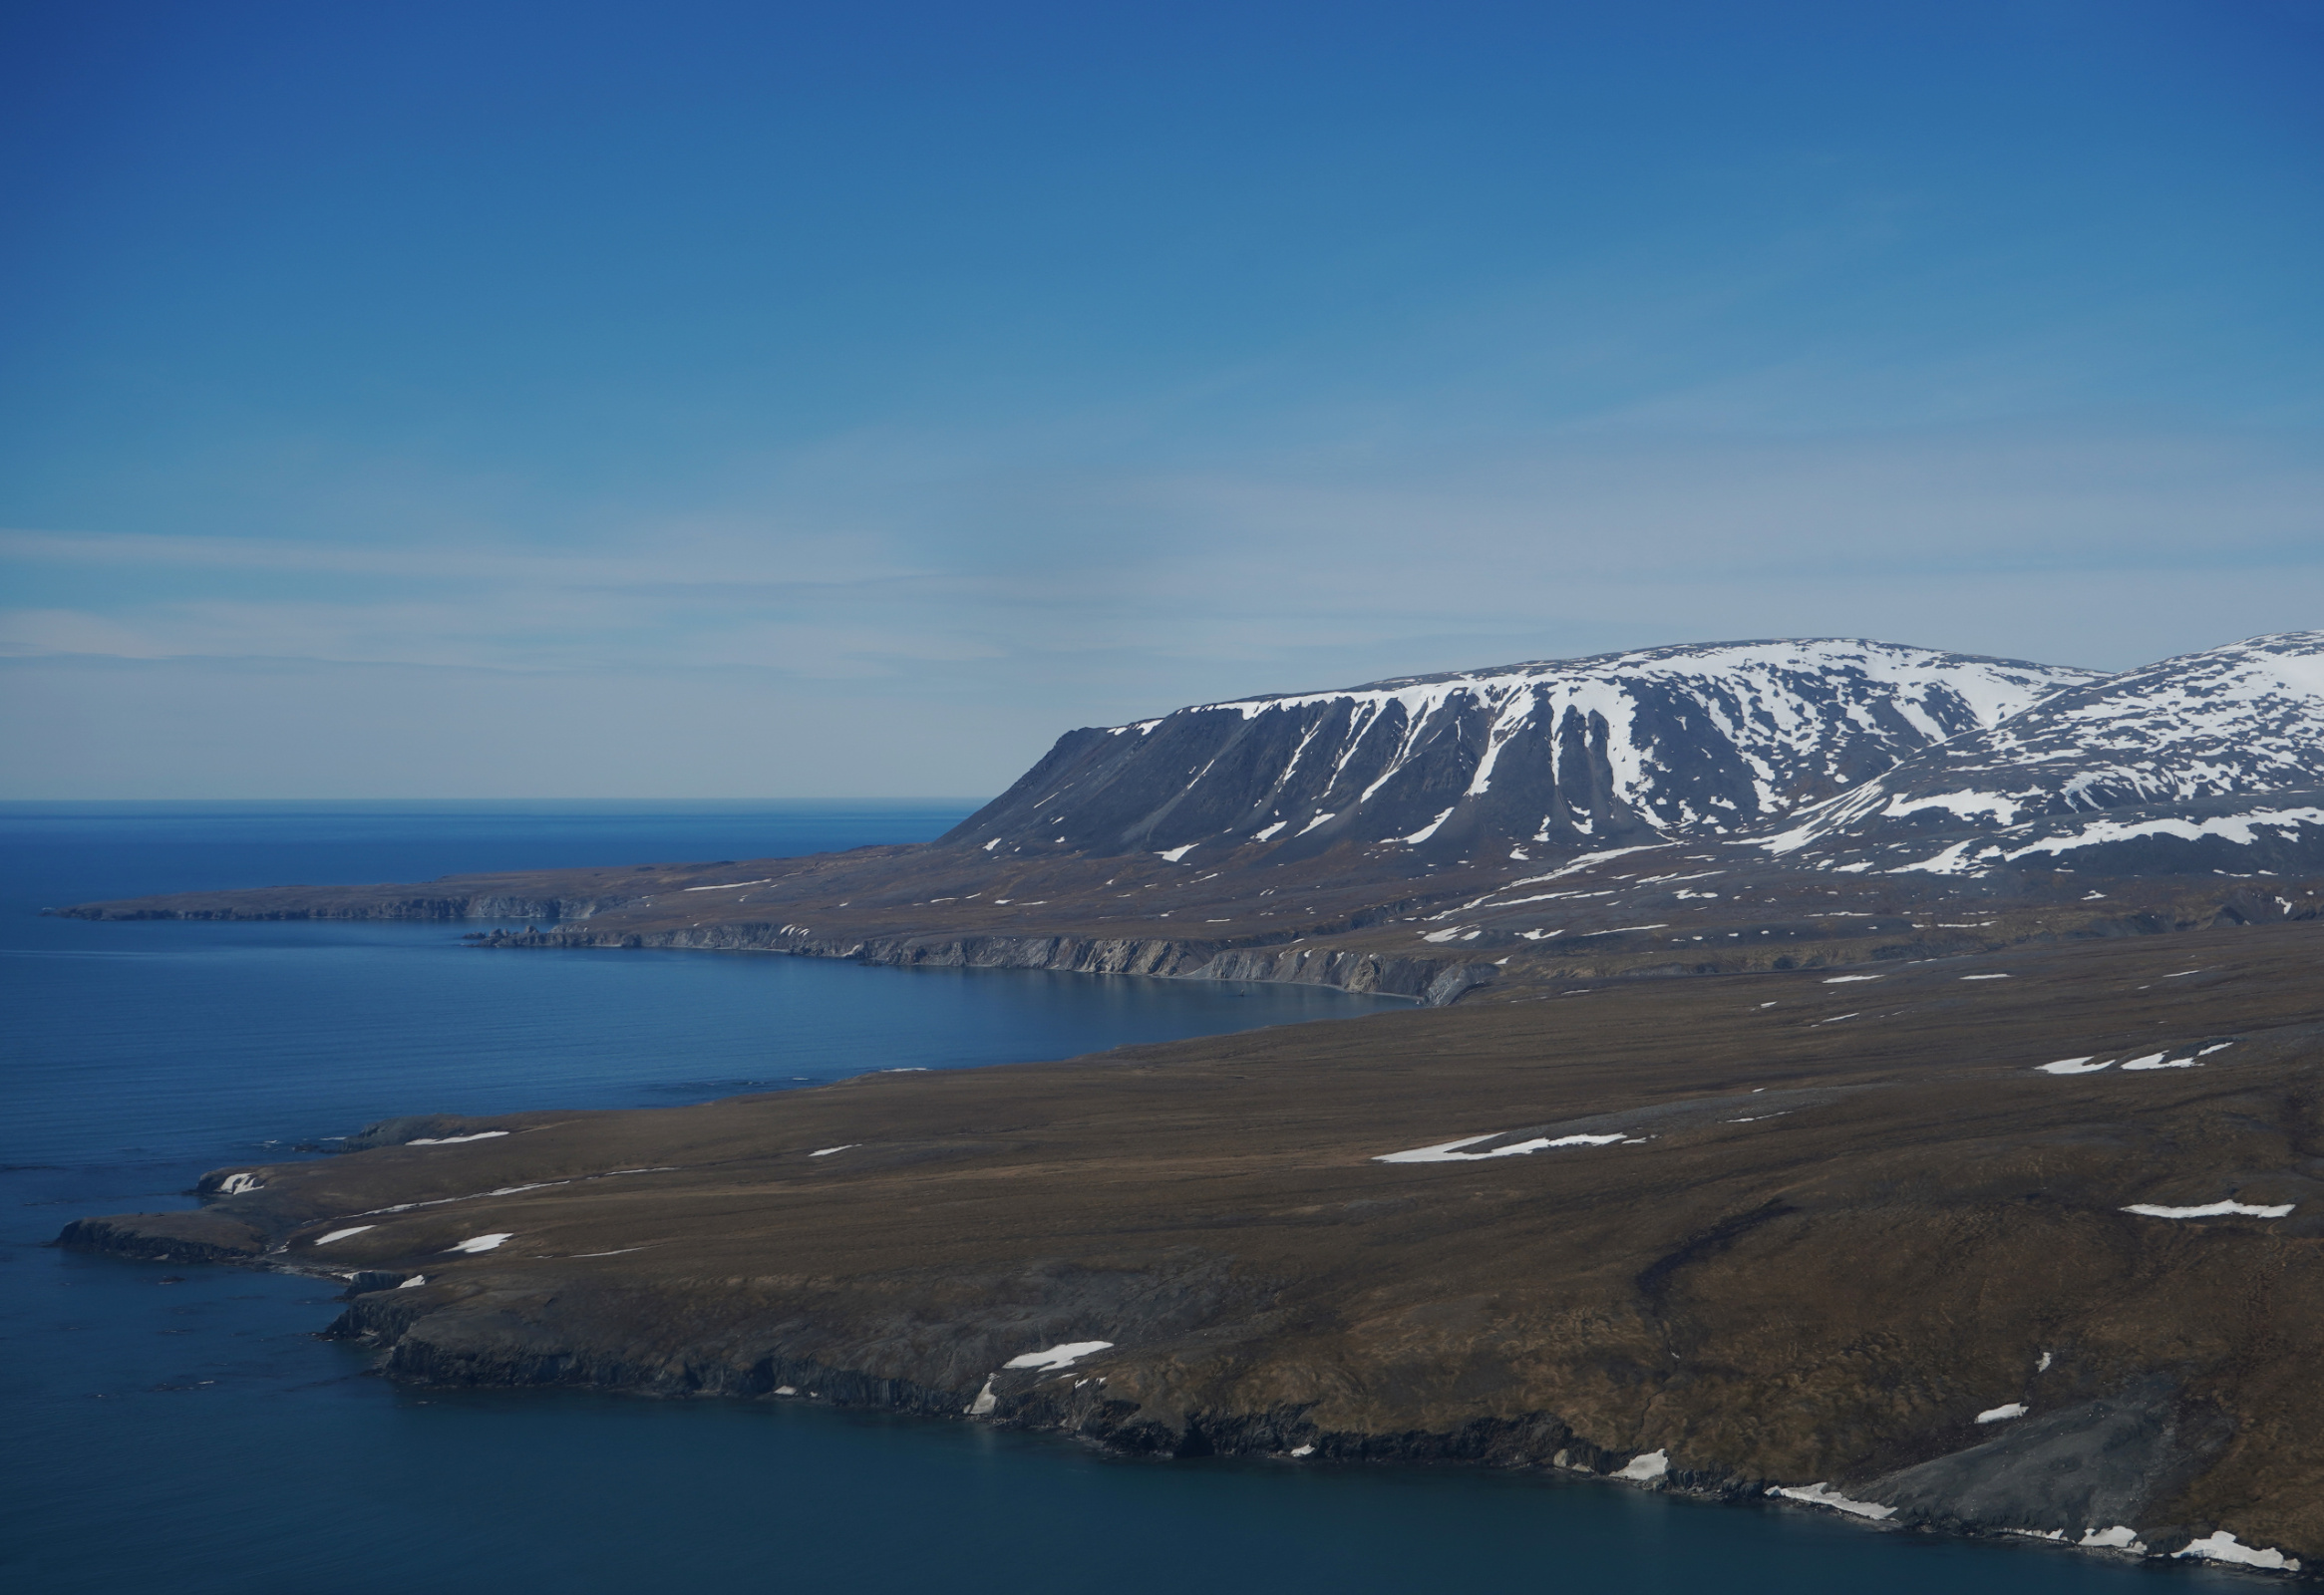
[1761,632,2324,876]
[943,640,2098,861]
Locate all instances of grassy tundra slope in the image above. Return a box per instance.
[68,920,2324,1573]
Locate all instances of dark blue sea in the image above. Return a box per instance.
[0,803,2220,1592]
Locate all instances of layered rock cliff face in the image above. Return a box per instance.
[470,921,1499,1005]
[942,640,2096,864]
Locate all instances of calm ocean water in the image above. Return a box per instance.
[0,803,2210,1593]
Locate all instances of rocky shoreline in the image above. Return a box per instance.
[464,921,1500,1006]
[51,834,2318,1015]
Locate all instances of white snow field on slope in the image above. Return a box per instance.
[1756,632,2324,873]
[1001,1341,1115,1372]
[957,638,2097,858]
[1151,640,2089,839]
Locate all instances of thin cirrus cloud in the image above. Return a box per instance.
[7,417,2317,690]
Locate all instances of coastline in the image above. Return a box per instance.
[61,919,2324,1580]
[464,922,1494,1005]
[48,833,2320,1012]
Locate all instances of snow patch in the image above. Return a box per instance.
[1889,839,2001,876]
[1617,1448,1670,1481]
[1885,790,2024,825]
[2121,1200,2293,1219]
[314,1225,374,1245]
[1375,1131,1626,1163]
[445,1231,514,1253]
[1767,1482,1897,1520]
[1402,806,1457,844]
[1002,1340,1114,1372]
[2175,1532,2300,1571]
[408,1130,510,1145]
[2036,1058,2111,1074]
[1975,1403,2028,1424]
[215,1172,262,1195]
[2007,807,2324,863]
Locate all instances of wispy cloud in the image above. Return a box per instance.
[5,418,2319,704]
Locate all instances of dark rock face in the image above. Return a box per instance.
[1765,632,2324,877]
[1866,1377,2229,1536]
[942,640,2092,864]
[470,923,1496,1004]
[52,891,637,924]
[56,1212,266,1264]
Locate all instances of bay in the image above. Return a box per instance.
[0,803,2204,1592]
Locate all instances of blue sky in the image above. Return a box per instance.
[2,0,2318,797]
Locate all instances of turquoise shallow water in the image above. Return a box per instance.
[0,803,2221,1593]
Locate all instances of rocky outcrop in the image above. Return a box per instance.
[54,892,636,923]
[1863,1377,2228,1538]
[56,1211,267,1264]
[314,1273,2264,1573]
[465,922,1497,1004]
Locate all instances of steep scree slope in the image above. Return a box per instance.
[943,640,2096,865]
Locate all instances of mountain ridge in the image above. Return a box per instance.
[1761,631,2324,877]
[943,638,2099,865]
